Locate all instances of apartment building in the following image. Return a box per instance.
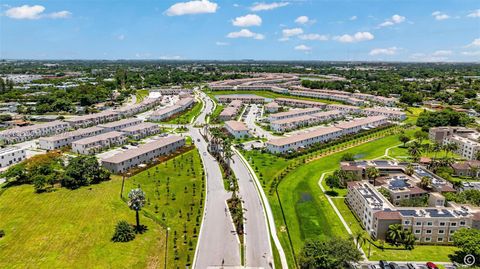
[101,136,185,173]
[289,89,366,106]
[347,180,480,244]
[353,93,397,106]
[0,147,26,168]
[151,88,193,95]
[98,118,142,132]
[429,127,480,160]
[219,100,243,121]
[326,104,362,114]
[113,98,161,117]
[148,97,195,121]
[0,121,71,144]
[334,116,388,135]
[274,98,326,109]
[266,127,343,153]
[72,131,127,155]
[264,102,279,113]
[451,160,480,177]
[64,110,120,128]
[268,107,323,122]
[270,115,317,132]
[38,126,105,150]
[311,110,346,122]
[363,107,406,121]
[216,94,265,104]
[225,120,250,138]
[120,122,161,140]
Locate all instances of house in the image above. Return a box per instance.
[225,121,250,138]
[98,118,142,132]
[264,102,279,113]
[120,122,161,140]
[38,126,105,150]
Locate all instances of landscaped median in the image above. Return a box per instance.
[240,128,457,268]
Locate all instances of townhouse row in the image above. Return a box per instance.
[266,116,388,153]
[225,120,250,138]
[219,100,243,121]
[148,97,195,121]
[270,110,346,132]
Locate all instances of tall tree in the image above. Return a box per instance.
[128,188,146,231]
[298,237,362,269]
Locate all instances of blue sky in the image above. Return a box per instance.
[1,0,479,61]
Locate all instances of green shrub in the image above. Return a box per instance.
[0,230,5,238]
[111,220,135,242]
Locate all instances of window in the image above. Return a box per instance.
[460,221,465,226]
[439,222,445,226]
[439,230,445,234]
[416,222,422,226]
[451,222,457,227]
[426,230,432,234]
[415,230,421,234]
[404,220,410,225]
[450,230,455,234]
[427,222,433,226]
[438,237,444,242]
[425,237,431,242]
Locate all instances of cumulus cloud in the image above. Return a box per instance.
[299,33,328,41]
[432,11,450,20]
[250,2,289,12]
[295,16,312,25]
[349,15,357,21]
[165,0,218,16]
[279,27,303,41]
[216,41,229,46]
[159,55,183,60]
[334,32,374,43]
[294,44,311,51]
[467,9,480,18]
[461,51,480,56]
[466,38,480,48]
[5,5,71,20]
[378,14,406,27]
[410,51,453,62]
[232,14,262,27]
[227,29,265,40]
[369,47,399,56]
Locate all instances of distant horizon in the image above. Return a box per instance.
[1,0,479,62]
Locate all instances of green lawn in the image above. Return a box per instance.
[0,148,204,269]
[164,101,203,124]
[405,107,425,125]
[205,90,342,104]
[242,128,457,267]
[210,103,224,123]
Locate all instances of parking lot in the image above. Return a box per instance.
[356,261,457,269]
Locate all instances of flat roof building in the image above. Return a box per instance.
[72,131,127,155]
[0,147,26,169]
[64,110,120,128]
[0,120,71,144]
[38,126,105,150]
[216,94,266,104]
[363,107,406,121]
[274,98,326,108]
[98,118,142,132]
[102,136,185,173]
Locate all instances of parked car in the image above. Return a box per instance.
[380,261,391,269]
[369,265,381,269]
[121,146,128,149]
[389,262,400,269]
[406,263,416,269]
[426,262,439,269]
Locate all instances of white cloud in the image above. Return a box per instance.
[467,9,480,18]
[117,34,125,41]
[432,50,452,56]
[165,0,218,16]
[294,44,311,51]
[215,41,229,46]
[5,5,71,20]
[299,33,328,41]
[295,16,310,24]
[334,32,374,43]
[349,15,357,21]
[227,29,265,40]
[378,14,406,27]
[232,14,262,27]
[159,55,183,60]
[466,38,480,48]
[369,47,399,56]
[461,51,480,56]
[432,11,450,20]
[250,2,289,12]
[48,10,71,19]
[279,27,303,41]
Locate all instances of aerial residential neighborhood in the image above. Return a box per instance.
[0,1,479,269]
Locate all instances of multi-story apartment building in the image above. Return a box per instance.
[120,122,161,140]
[334,116,388,135]
[266,127,343,153]
[38,126,105,150]
[101,136,185,173]
[362,107,406,121]
[429,127,480,160]
[219,100,243,121]
[268,107,323,122]
[216,94,265,104]
[72,131,127,155]
[0,147,26,168]
[274,98,326,109]
[326,104,362,114]
[225,120,250,138]
[64,110,120,128]
[113,98,161,117]
[148,97,195,121]
[0,121,71,144]
[98,118,142,132]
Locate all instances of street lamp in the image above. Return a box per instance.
[164,227,170,269]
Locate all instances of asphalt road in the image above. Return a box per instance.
[244,104,276,140]
[192,91,241,268]
[230,151,274,268]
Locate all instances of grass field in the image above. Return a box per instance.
[164,101,203,124]
[405,107,425,125]
[136,89,150,103]
[205,90,342,104]
[0,149,204,269]
[242,129,456,267]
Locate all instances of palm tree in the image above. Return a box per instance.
[128,188,146,231]
[366,166,380,186]
[387,224,403,246]
[419,176,432,189]
[405,163,415,176]
[443,142,458,157]
[354,230,368,249]
[402,229,416,250]
[408,142,423,162]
